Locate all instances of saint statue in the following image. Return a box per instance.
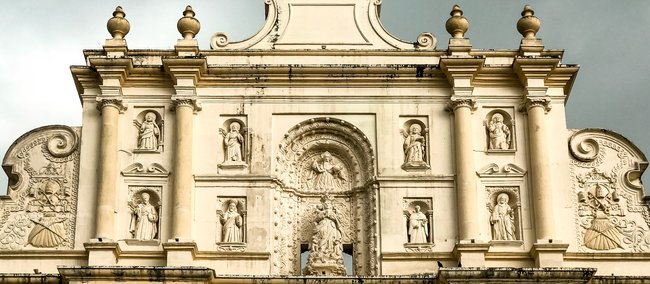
[490,193,516,240]
[402,123,426,165]
[222,122,244,163]
[311,151,346,191]
[304,196,346,276]
[135,112,160,151]
[408,205,428,243]
[220,201,243,242]
[487,113,511,150]
[129,192,159,240]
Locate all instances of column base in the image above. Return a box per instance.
[453,241,490,267]
[530,240,569,267]
[162,240,198,266]
[84,239,121,266]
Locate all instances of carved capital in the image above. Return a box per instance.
[171,97,202,112]
[448,98,477,112]
[96,98,127,113]
[519,97,551,113]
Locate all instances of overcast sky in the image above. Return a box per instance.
[1,1,649,194]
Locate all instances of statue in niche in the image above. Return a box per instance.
[129,192,159,240]
[408,205,428,243]
[220,122,245,164]
[134,112,161,151]
[311,151,346,191]
[490,193,516,240]
[304,195,346,275]
[487,113,511,150]
[219,201,243,242]
[401,123,426,166]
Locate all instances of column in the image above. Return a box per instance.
[449,99,478,241]
[441,57,489,267]
[94,98,124,240]
[523,98,554,240]
[171,98,196,240]
[514,56,568,267]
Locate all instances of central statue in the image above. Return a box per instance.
[303,195,346,276]
[310,151,346,191]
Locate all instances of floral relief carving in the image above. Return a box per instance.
[0,126,80,249]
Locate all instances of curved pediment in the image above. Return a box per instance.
[211,0,436,50]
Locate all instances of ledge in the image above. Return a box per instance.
[438,267,596,284]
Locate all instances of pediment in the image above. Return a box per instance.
[210,0,436,50]
[121,163,169,178]
[477,163,527,178]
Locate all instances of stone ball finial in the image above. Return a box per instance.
[517,5,540,39]
[107,6,130,39]
[177,5,201,40]
[445,5,469,39]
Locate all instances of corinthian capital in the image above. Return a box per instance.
[520,97,551,113]
[171,97,202,112]
[96,97,127,113]
[448,98,477,112]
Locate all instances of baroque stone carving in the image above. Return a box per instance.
[486,112,512,150]
[486,187,521,241]
[218,119,250,172]
[408,205,428,243]
[133,111,163,151]
[400,120,429,170]
[569,129,650,252]
[216,197,246,250]
[121,162,169,177]
[476,163,526,177]
[0,126,80,249]
[276,117,375,194]
[273,118,378,275]
[220,122,244,164]
[303,195,346,276]
[129,189,159,241]
[310,151,347,191]
[490,193,516,240]
[403,198,434,251]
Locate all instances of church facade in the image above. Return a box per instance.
[1,1,650,283]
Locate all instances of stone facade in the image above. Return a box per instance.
[1,1,649,283]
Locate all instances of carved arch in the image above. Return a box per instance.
[276,117,376,194]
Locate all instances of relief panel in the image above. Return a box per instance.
[0,126,80,250]
[569,129,650,252]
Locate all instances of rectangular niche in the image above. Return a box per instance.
[402,197,434,252]
[125,185,162,245]
[132,106,165,153]
[218,115,250,174]
[399,116,430,172]
[216,196,247,252]
[482,106,516,153]
[485,186,523,245]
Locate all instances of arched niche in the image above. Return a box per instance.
[272,117,379,276]
[133,109,164,152]
[484,109,515,152]
[276,117,376,193]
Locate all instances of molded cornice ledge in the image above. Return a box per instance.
[162,57,208,87]
[512,57,559,96]
[88,57,134,87]
[440,57,485,90]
